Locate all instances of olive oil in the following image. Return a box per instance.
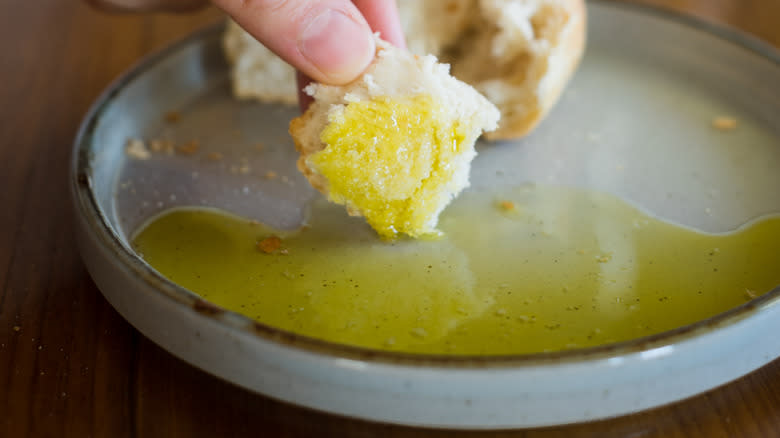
[132,184,780,355]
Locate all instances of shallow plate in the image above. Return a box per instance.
[71,1,780,429]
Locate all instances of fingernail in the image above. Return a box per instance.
[299,10,375,84]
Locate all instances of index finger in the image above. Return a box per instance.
[297,0,405,110]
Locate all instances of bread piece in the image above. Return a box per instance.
[449,0,586,139]
[224,0,585,140]
[289,38,500,239]
[396,0,475,56]
[222,20,297,104]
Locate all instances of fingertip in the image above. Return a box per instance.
[298,9,375,84]
[214,0,377,85]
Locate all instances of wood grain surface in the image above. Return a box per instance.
[1,1,778,436]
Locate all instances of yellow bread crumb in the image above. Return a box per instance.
[310,95,470,240]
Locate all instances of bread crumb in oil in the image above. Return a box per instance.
[595,254,612,263]
[257,236,282,254]
[410,327,428,338]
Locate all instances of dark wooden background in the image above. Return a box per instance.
[1,1,778,436]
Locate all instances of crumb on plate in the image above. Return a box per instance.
[176,140,200,155]
[164,111,180,123]
[207,152,223,161]
[150,138,174,155]
[712,116,737,131]
[125,138,151,160]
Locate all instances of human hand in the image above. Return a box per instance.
[88,0,405,85]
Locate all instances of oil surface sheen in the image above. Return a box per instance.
[132,185,780,355]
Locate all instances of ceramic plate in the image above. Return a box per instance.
[71,1,780,428]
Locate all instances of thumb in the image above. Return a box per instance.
[213,0,376,85]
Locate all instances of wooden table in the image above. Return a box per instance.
[1,1,778,436]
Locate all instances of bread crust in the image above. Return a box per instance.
[449,0,586,140]
[488,0,585,140]
[289,109,331,198]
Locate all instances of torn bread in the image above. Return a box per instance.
[289,38,500,239]
[224,0,585,139]
[222,20,298,105]
[449,0,586,140]
[396,0,475,56]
